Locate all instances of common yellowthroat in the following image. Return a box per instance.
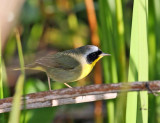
[19,45,110,90]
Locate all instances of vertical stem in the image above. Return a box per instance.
[115,0,126,82]
[98,0,117,123]
[9,28,25,123]
[126,0,148,123]
[115,1,127,122]
[85,0,100,46]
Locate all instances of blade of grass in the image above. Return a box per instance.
[98,0,118,123]
[98,0,113,122]
[148,0,156,80]
[153,1,160,122]
[148,1,157,123]
[9,29,25,123]
[115,1,127,122]
[99,0,118,83]
[126,0,148,123]
[115,0,126,82]
[137,1,148,122]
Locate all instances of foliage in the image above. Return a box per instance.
[1,0,160,123]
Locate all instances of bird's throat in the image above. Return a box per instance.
[77,56,102,80]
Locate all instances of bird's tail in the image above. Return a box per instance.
[13,63,45,72]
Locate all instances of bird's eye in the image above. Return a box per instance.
[91,53,96,57]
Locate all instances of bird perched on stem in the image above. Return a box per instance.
[15,45,110,90]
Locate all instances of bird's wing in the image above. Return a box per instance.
[35,52,80,70]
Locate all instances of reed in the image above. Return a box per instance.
[9,29,25,123]
[126,0,148,123]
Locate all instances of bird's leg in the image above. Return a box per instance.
[64,83,72,88]
[48,76,52,91]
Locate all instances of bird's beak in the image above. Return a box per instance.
[100,53,111,56]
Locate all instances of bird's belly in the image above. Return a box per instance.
[47,66,82,82]
[47,63,93,83]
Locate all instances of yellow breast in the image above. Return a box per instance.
[77,63,93,80]
[76,56,102,80]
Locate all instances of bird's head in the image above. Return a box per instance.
[77,45,110,65]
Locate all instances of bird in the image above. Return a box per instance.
[16,45,110,90]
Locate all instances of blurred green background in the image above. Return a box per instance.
[1,0,160,123]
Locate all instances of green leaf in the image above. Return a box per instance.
[99,0,118,123]
[115,0,127,82]
[9,30,25,123]
[126,0,148,123]
[9,75,25,123]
